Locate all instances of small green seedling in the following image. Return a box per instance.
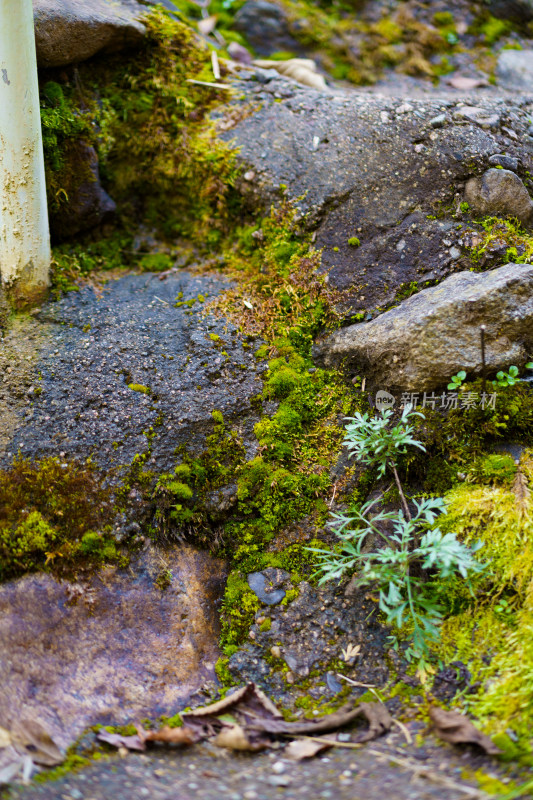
[447,370,466,390]
[493,365,519,387]
[309,405,484,671]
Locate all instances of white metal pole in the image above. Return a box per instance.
[0,0,50,307]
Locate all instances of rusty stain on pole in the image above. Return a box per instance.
[0,0,51,307]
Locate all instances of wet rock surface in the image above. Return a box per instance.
[313,262,533,392]
[0,545,226,751]
[1,272,265,477]
[34,0,147,69]
[229,580,393,702]
[49,142,116,241]
[226,78,533,315]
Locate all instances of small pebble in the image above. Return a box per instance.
[272,761,286,774]
[268,774,292,787]
[429,113,446,128]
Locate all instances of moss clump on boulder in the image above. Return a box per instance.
[0,456,118,581]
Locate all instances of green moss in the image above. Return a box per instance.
[348,236,360,247]
[468,217,533,267]
[155,568,173,590]
[215,655,236,686]
[34,754,92,784]
[127,383,151,394]
[476,14,511,44]
[43,7,242,296]
[467,453,517,486]
[259,617,272,632]
[139,253,174,272]
[220,572,261,647]
[280,587,299,606]
[433,11,455,27]
[433,452,533,753]
[0,456,119,582]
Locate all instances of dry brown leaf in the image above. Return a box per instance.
[185,683,283,720]
[198,15,217,36]
[248,701,391,742]
[284,737,333,760]
[213,724,267,752]
[0,729,11,750]
[252,59,327,90]
[11,719,63,766]
[513,469,531,518]
[429,707,501,755]
[447,75,487,90]
[137,725,196,747]
[96,730,145,751]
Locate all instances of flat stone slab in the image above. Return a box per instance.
[1,272,264,476]
[0,545,226,750]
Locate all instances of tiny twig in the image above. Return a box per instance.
[336,674,376,688]
[480,324,486,395]
[390,463,412,521]
[391,717,413,745]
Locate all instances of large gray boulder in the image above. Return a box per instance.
[464,168,533,228]
[313,263,533,393]
[34,0,147,68]
[227,76,533,317]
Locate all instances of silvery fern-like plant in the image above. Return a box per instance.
[342,405,425,519]
[310,407,484,670]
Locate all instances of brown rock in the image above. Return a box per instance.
[49,141,116,241]
[34,0,146,69]
[0,545,226,750]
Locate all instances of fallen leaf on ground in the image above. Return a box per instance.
[0,729,11,750]
[248,700,392,743]
[447,75,487,90]
[184,683,283,720]
[11,719,63,766]
[252,59,327,90]
[136,725,196,747]
[213,723,268,752]
[429,707,501,755]
[96,730,145,751]
[342,643,361,662]
[284,737,334,760]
